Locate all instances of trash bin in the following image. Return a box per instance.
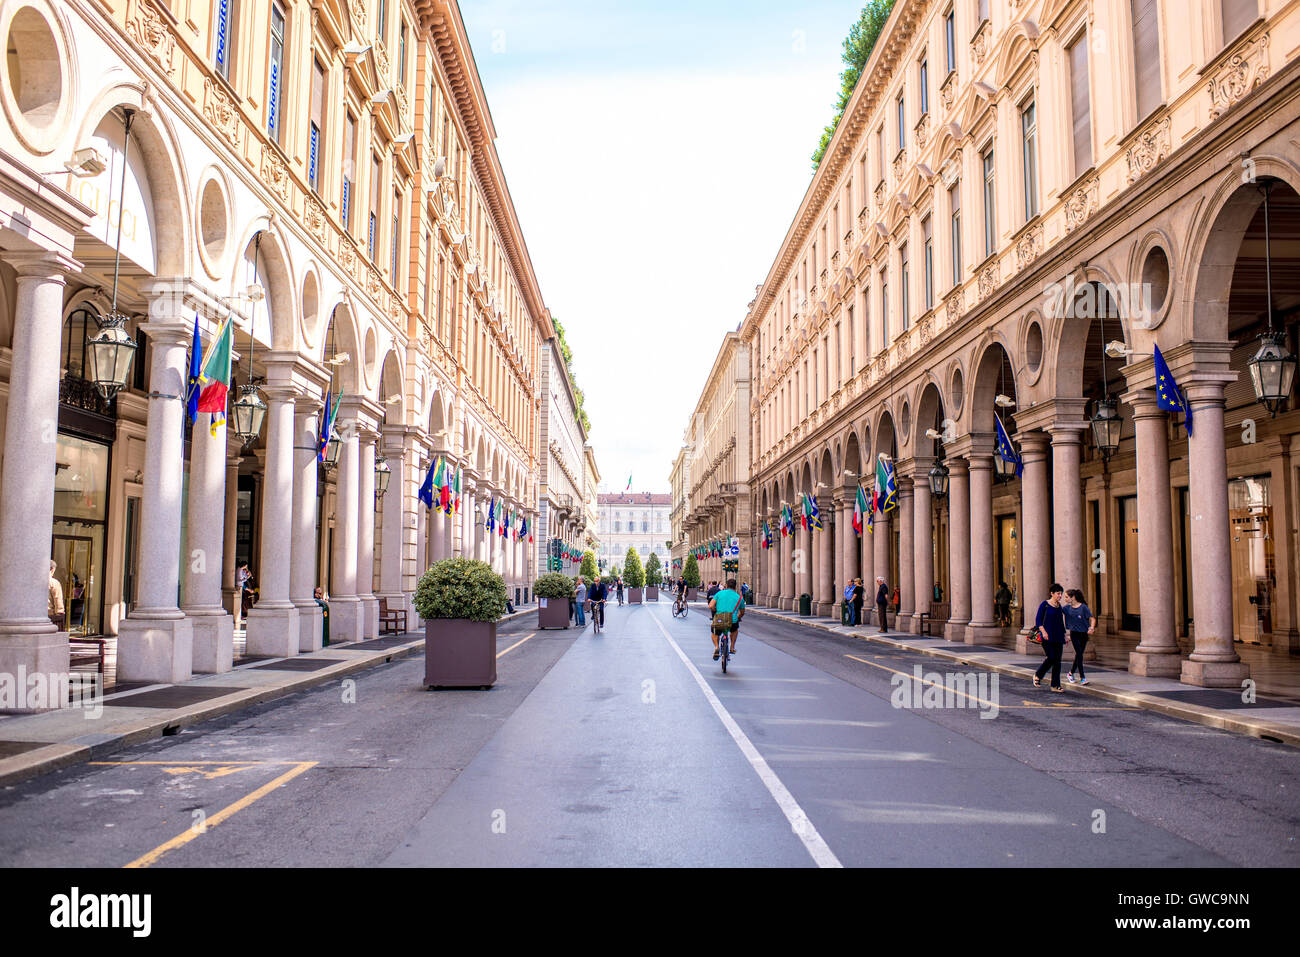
[799,593,812,617]
[841,602,851,626]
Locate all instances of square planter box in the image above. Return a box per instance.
[425,619,497,689]
[628,588,643,604]
[687,588,699,601]
[537,597,570,630]
[646,586,659,601]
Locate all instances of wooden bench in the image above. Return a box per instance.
[378,597,408,635]
[918,602,951,636]
[69,636,108,674]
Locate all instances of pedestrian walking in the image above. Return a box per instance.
[1033,584,1068,692]
[876,577,890,634]
[891,585,900,617]
[1064,588,1097,685]
[573,577,588,627]
[843,580,855,625]
[616,577,624,605]
[314,587,330,646]
[852,578,865,627]
[48,559,64,629]
[995,580,1013,626]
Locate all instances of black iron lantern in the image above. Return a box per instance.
[231,383,267,444]
[1248,331,1297,417]
[993,451,1018,482]
[1090,397,1123,459]
[85,312,137,399]
[928,462,949,497]
[374,458,392,497]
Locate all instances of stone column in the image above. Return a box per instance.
[796,515,811,611]
[873,509,890,626]
[330,417,362,644]
[945,458,972,640]
[356,429,378,639]
[1016,432,1051,653]
[245,383,300,658]
[0,254,75,694]
[780,520,795,610]
[817,493,835,613]
[860,508,875,623]
[1050,425,1087,593]
[222,455,241,619]
[377,436,405,622]
[183,413,233,673]
[1120,393,1181,674]
[117,312,194,684]
[1181,374,1249,687]
[897,478,915,630]
[911,465,933,633]
[290,399,323,652]
[965,447,1000,643]
[836,497,853,619]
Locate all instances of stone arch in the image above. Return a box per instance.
[321,300,362,394]
[970,338,1019,435]
[914,377,947,458]
[236,223,296,353]
[843,429,863,487]
[1186,158,1300,342]
[1051,267,1132,400]
[873,406,898,464]
[379,348,404,428]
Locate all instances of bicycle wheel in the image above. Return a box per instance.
[720,634,729,673]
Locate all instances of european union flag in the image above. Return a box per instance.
[995,413,1024,478]
[418,457,436,509]
[1153,344,1193,436]
[186,314,201,425]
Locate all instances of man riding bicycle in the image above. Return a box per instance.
[588,577,608,629]
[673,577,688,614]
[708,578,744,660]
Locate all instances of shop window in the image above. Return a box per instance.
[1229,476,1274,644]
[1119,495,1141,630]
[52,434,110,636]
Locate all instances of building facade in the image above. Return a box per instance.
[669,444,691,573]
[0,0,566,697]
[677,332,751,585]
[743,0,1300,687]
[536,335,590,571]
[596,492,672,573]
[583,444,601,553]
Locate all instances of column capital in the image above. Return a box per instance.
[1121,387,1166,418]
[1047,422,1089,444]
[294,393,324,417]
[260,382,300,403]
[137,319,193,349]
[141,277,226,323]
[5,249,80,279]
[945,456,970,476]
[1014,430,1051,459]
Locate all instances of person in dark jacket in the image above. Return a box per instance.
[1033,584,1068,691]
[875,577,890,634]
[1064,588,1096,685]
[852,578,865,627]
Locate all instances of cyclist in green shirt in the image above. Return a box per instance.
[708,578,745,660]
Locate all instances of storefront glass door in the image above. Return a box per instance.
[52,433,109,634]
[1228,476,1274,645]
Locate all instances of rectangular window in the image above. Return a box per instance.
[919,56,929,115]
[945,9,957,73]
[922,216,933,311]
[1021,98,1038,220]
[899,243,910,330]
[376,0,387,42]
[341,112,357,229]
[213,0,235,81]
[391,189,400,284]
[368,154,381,261]
[399,19,408,86]
[436,254,446,340]
[1068,33,1092,176]
[978,0,990,22]
[1131,0,1163,120]
[877,126,884,181]
[1221,0,1256,46]
[308,58,325,194]
[896,91,905,152]
[421,230,430,316]
[267,0,287,143]
[880,268,889,345]
[950,180,962,285]
[847,304,855,373]
[981,147,995,257]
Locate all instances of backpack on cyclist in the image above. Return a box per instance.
[711,611,733,635]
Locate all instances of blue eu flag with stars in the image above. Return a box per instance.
[1153,344,1192,436]
[995,413,1023,478]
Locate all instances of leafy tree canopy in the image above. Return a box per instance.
[580,549,598,580]
[550,316,592,435]
[812,0,895,169]
[623,547,645,588]
[644,552,662,586]
[683,553,701,589]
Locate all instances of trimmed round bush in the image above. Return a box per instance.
[623,547,645,588]
[533,572,575,600]
[683,553,701,588]
[414,557,507,623]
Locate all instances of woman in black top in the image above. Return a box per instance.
[1033,584,1068,691]
[851,579,865,627]
[875,578,890,634]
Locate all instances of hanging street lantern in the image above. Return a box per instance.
[231,383,267,445]
[85,312,137,399]
[1248,331,1297,417]
[928,462,949,498]
[993,451,1018,482]
[374,458,392,498]
[1090,397,1123,459]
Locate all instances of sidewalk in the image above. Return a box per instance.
[742,605,1300,748]
[0,604,541,787]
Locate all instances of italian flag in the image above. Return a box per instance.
[195,317,233,415]
[625,474,632,491]
[853,485,869,535]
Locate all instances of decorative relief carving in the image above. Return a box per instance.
[919,315,934,345]
[349,0,366,31]
[1126,116,1171,183]
[1016,224,1042,271]
[128,0,176,74]
[1207,32,1270,120]
[261,148,290,201]
[916,112,930,149]
[367,266,382,299]
[1064,175,1099,233]
[304,198,329,244]
[978,262,999,301]
[875,181,886,208]
[376,41,390,82]
[973,24,988,65]
[945,288,964,322]
[203,78,241,149]
[940,72,957,111]
[893,151,906,182]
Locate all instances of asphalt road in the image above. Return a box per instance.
[0,602,1295,867]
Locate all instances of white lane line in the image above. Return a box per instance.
[648,610,843,869]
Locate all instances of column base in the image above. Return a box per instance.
[964,622,1003,644]
[330,598,365,645]
[1129,649,1182,678]
[187,608,234,674]
[293,601,324,652]
[117,614,194,684]
[1015,630,1039,655]
[244,604,300,659]
[359,596,379,640]
[0,624,70,711]
[1180,658,1250,688]
[944,619,970,642]
[908,612,929,635]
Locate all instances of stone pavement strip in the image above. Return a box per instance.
[742,605,1300,749]
[0,605,541,787]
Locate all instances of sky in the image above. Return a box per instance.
[460,0,863,492]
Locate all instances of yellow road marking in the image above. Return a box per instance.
[844,654,1137,711]
[122,761,317,869]
[497,632,536,658]
[163,765,259,780]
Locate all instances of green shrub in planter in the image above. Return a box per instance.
[580,550,597,580]
[600,574,616,587]
[645,552,663,586]
[415,557,508,622]
[623,547,645,588]
[533,572,575,600]
[683,553,701,588]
